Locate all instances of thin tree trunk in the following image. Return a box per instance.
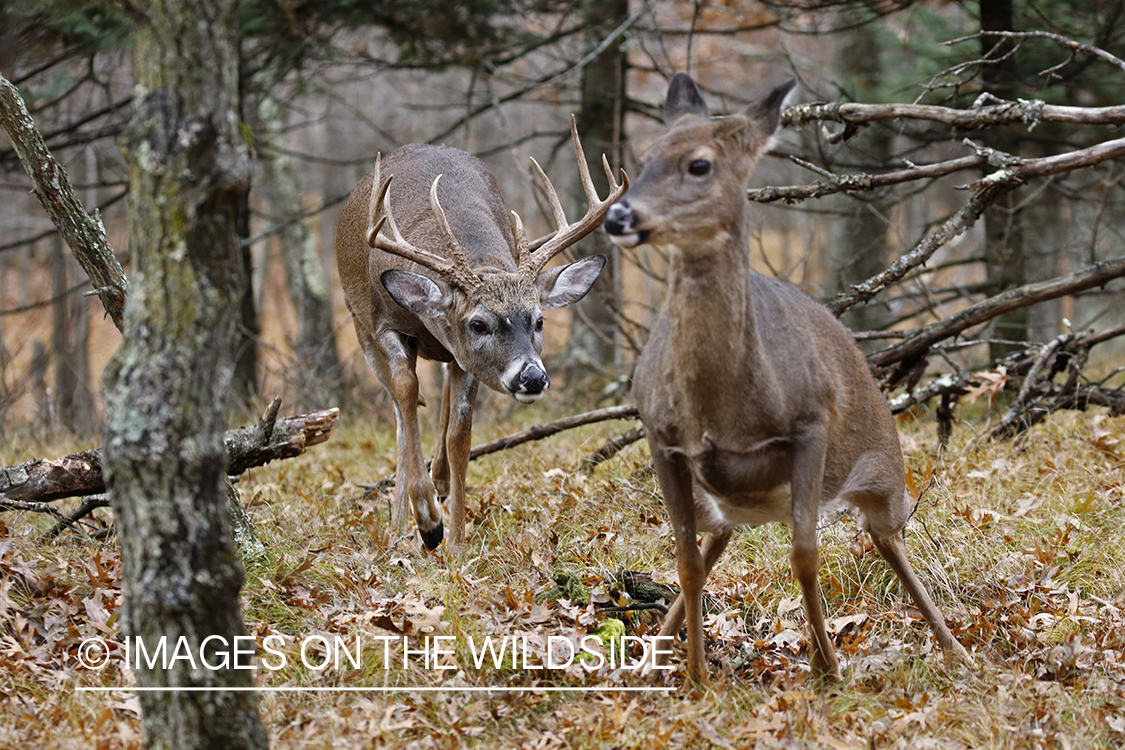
[233,186,260,407]
[830,18,892,337]
[563,0,628,380]
[52,235,96,436]
[103,1,268,748]
[980,0,1029,359]
[254,91,343,410]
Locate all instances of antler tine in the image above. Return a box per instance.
[371,180,481,293]
[365,154,390,248]
[428,175,481,292]
[509,210,532,270]
[520,115,630,279]
[529,156,568,231]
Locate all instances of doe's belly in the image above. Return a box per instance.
[686,438,797,533]
[694,483,794,534]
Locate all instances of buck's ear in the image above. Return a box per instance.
[381,269,450,317]
[663,73,709,125]
[536,254,606,310]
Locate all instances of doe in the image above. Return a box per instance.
[603,73,967,684]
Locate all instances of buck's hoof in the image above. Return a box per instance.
[420,521,444,550]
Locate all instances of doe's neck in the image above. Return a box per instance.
[662,221,763,385]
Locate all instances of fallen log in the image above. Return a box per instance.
[1,399,339,508]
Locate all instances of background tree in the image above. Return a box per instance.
[978,0,1028,359]
[562,0,632,380]
[101,0,267,747]
[827,14,895,336]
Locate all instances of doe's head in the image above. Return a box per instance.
[604,73,795,250]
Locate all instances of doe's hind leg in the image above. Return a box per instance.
[841,452,968,665]
[869,530,969,664]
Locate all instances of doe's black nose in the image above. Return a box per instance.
[603,201,633,235]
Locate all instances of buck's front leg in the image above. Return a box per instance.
[438,362,478,549]
[373,331,444,550]
[431,363,454,498]
[651,445,711,686]
[789,425,839,681]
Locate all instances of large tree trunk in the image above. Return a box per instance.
[102,1,268,748]
[562,0,628,380]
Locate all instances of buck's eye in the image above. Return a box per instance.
[535,316,544,332]
[469,319,491,335]
[688,159,712,176]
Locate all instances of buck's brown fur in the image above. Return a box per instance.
[338,126,625,549]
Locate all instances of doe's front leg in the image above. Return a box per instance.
[651,446,711,686]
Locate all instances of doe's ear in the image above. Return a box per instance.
[537,254,606,310]
[380,269,450,317]
[744,78,797,136]
[663,73,709,125]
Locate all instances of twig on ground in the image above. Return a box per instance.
[468,404,640,461]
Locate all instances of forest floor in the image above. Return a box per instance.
[2,393,1124,749]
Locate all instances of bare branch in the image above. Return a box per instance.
[0,73,127,331]
[946,30,1125,75]
[869,257,1125,369]
[749,154,988,204]
[469,404,640,461]
[976,136,1125,187]
[782,98,1125,132]
[827,180,1018,317]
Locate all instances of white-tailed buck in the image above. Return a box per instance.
[603,74,967,684]
[337,120,627,549]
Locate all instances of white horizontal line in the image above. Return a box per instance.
[75,685,674,693]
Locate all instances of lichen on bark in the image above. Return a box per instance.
[101,1,268,748]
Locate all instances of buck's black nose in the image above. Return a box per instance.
[516,363,549,394]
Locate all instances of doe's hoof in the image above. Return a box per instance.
[420,521,444,551]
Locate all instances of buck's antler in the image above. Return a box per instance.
[366,156,483,294]
[516,116,629,280]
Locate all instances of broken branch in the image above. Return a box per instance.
[1,403,340,507]
[0,73,127,330]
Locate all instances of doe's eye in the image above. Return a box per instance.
[535,316,544,332]
[469,319,491,335]
[688,159,712,176]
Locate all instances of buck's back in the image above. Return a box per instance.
[335,144,520,352]
[377,145,517,273]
